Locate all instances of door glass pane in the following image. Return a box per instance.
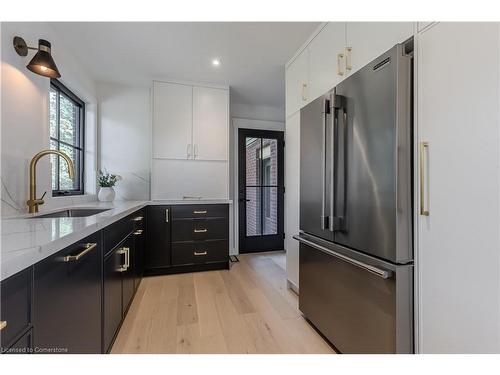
[59,93,79,146]
[246,187,261,236]
[245,137,261,186]
[262,138,278,186]
[262,187,278,235]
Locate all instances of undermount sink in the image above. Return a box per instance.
[32,208,111,218]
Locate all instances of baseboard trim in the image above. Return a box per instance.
[287,279,299,295]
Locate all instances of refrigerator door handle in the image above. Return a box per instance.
[329,93,336,232]
[320,98,329,230]
[331,94,346,231]
[293,235,393,279]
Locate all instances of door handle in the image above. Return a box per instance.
[133,216,144,222]
[294,235,393,279]
[0,321,7,331]
[62,243,98,262]
[193,210,207,214]
[337,53,345,76]
[134,229,143,235]
[165,208,169,222]
[194,229,207,233]
[420,141,430,216]
[345,47,352,71]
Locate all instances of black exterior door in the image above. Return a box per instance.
[238,128,284,253]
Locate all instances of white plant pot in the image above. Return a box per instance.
[98,187,115,202]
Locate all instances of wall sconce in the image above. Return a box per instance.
[13,36,61,78]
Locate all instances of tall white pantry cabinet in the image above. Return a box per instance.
[152,80,230,200]
[286,22,500,353]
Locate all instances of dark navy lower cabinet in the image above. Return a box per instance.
[0,268,32,353]
[146,206,172,269]
[3,329,33,354]
[33,232,102,354]
[103,245,125,353]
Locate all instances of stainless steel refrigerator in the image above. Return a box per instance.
[294,42,414,353]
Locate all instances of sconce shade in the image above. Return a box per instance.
[26,39,61,78]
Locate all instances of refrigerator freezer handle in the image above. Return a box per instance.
[293,235,393,279]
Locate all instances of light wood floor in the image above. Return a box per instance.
[111,251,335,354]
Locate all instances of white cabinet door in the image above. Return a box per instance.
[308,22,346,101]
[153,81,192,159]
[192,86,229,161]
[345,22,413,75]
[286,48,309,118]
[152,159,229,200]
[417,22,500,353]
[285,111,301,289]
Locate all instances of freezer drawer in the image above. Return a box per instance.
[297,235,413,353]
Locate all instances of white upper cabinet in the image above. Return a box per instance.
[308,22,346,101]
[345,22,413,75]
[417,22,500,353]
[153,81,192,159]
[285,47,309,117]
[192,86,229,161]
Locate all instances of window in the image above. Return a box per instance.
[49,79,85,196]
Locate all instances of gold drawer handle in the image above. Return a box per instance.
[0,320,7,331]
[134,229,143,235]
[116,247,129,271]
[193,210,207,214]
[63,243,98,262]
[419,141,430,216]
[194,251,207,256]
[133,216,144,221]
[194,229,207,233]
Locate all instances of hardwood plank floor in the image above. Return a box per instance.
[111,251,335,354]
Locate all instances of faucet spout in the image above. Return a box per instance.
[27,149,75,214]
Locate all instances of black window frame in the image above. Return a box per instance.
[49,79,85,196]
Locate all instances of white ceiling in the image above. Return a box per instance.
[50,22,319,110]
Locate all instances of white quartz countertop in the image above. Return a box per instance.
[1,199,232,281]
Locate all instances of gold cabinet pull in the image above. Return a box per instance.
[337,53,345,76]
[62,243,98,262]
[194,251,207,256]
[345,47,352,71]
[116,247,129,272]
[420,141,430,216]
[194,229,207,233]
[0,320,7,331]
[193,210,207,214]
[133,216,144,222]
[301,83,308,102]
[133,229,143,236]
[165,208,169,223]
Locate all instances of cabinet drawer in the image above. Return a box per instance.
[171,204,228,219]
[172,218,228,242]
[104,216,134,255]
[0,268,31,349]
[172,240,228,265]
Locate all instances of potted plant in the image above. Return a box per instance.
[97,170,121,202]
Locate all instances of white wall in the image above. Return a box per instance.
[231,101,285,123]
[97,82,151,200]
[231,117,285,255]
[1,22,97,216]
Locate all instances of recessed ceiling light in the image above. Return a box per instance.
[212,58,221,67]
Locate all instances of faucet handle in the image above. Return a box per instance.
[40,191,47,200]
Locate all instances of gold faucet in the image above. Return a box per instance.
[27,149,75,214]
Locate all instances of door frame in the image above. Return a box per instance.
[238,128,285,253]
